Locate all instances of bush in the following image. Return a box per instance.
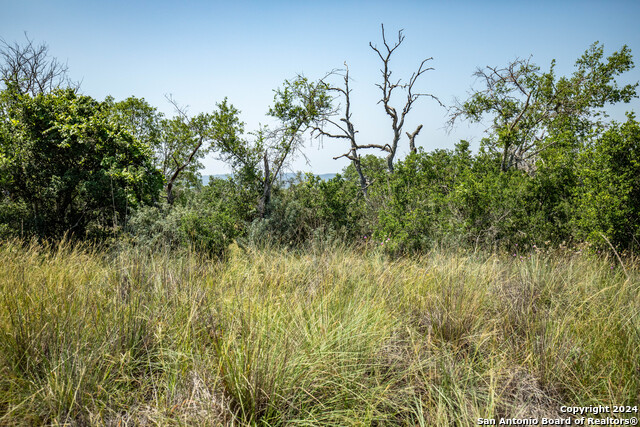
[126,178,252,257]
[574,114,640,249]
[246,173,364,249]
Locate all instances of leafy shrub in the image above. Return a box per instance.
[127,178,251,256]
[246,173,364,249]
[370,143,476,253]
[574,114,640,249]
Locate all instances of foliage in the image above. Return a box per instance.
[126,177,252,257]
[450,42,637,172]
[370,142,483,253]
[107,96,163,165]
[2,34,640,257]
[268,76,333,136]
[157,104,219,204]
[0,87,162,238]
[367,140,581,253]
[574,114,640,248]
[246,173,363,248]
[108,96,249,204]
[342,153,388,184]
[254,76,333,216]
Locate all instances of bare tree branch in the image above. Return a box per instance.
[369,24,441,172]
[311,65,374,196]
[406,124,423,153]
[165,94,190,120]
[0,33,77,95]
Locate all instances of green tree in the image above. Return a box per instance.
[112,96,246,205]
[449,42,637,172]
[210,77,332,218]
[247,173,363,248]
[107,96,163,166]
[0,87,162,238]
[257,76,332,216]
[371,143,475,253]
[108,96,247,204]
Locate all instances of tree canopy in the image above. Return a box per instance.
[0,34,638,252]
[0,87,162,237]
[449,42,637,172]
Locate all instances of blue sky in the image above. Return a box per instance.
[2,0,639,174]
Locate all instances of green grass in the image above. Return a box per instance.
[0,240,638,425]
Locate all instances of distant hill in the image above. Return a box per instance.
[203,172,337,185]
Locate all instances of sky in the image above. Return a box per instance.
[2,0,639,175]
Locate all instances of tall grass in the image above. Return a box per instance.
[0,239,638,425]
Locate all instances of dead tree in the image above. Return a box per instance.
[312,64,377,197]
[369,24,441,172]
[0,33,77,95]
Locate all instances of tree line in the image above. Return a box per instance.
[1,28,638,255]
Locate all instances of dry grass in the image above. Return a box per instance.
[0,239,638,425]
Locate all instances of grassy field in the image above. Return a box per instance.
[0,240,638,425]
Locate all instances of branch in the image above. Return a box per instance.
[406,124,423,153]
[357,143,392,152]
[333,152,356,161]
[312,126,350,140]
[1,33,73,95]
